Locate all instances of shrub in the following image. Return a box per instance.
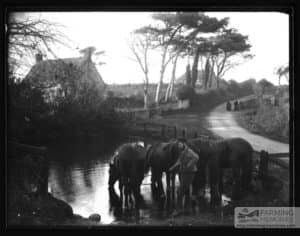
[176,85,195,101]
[255,104,289,139]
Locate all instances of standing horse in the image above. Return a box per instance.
[187,137,254,206]
[145,139,186,199]
[108,142,148,210]
[146,139,199,212]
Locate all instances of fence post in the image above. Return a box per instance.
[174,126,177,139]
[161,124,165,138]
[182,128,186,139]
[259,150,269,182]
[38,155,49,196]
[194,131,198,139]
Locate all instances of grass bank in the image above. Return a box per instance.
[234,107,289,144]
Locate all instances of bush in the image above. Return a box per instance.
[255,104,289,140]
[8,77,125,143]
[176,85,195,101]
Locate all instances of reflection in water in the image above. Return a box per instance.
[50,161,116,224]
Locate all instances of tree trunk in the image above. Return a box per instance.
[191,47,201,88]
[186,64,192,85]
[165,54,179,102]
[204,57,210,90]
[165,84,171,103]
[144,89,148,109]
[144,75,149,109]
[208,58,215,88]
[155,48,168,105]
[215,72,221,89]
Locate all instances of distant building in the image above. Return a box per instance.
[24,47,106,102]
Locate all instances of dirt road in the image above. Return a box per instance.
[206,99,289,163]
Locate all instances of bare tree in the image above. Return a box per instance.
[128,35,151,109]
[275,64,289,86]
[7,14,71,78]
[164,52,180,102]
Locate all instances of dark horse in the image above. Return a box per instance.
[145,139,186,199]
[146,139,199,211]
[187,137,254,206]
[108,142,148,210]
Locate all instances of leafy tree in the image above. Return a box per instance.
[254,79,275,105]
[173,13,229,88]
[209,29,253,88]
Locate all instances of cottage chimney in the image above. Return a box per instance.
[35,53,43,63]
[80,46,96,62]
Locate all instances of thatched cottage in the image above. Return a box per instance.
[24,47,106,102]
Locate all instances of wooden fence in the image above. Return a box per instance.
[124,121,210,142]
[255,150,289,184]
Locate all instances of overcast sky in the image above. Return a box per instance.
[15,12,289,85]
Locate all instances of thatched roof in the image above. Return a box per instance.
[24,55,106,92]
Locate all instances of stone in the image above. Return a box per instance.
[88,213,101,222]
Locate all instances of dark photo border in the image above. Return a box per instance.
[1,0,298,231]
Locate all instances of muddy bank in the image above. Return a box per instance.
[7,191,102,227]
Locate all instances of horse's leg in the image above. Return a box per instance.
[184,172,196,213]
[219,168,224,201]
[176,174,183,213]
[132,184,141,211]
[232,165,242,201]
[209,163,221,207]
[171,172,176,209]
[124,178,130,209]
[151,169,157,193]
[176,173,191,214]
[241,155,253,193]
[157,172,165,198]
[119,180,123,207]
[129,185,134,208]
[133,185,141,220]
[166,172,171,209]
[192,167,206,206]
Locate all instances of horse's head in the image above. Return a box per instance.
[168,139,186,162]
[169,142,199,172]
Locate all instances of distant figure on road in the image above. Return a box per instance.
[226,101,232,111]
[234,100,239,111]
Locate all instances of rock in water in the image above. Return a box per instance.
[88,213,101,222]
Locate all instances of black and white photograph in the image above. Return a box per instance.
[5,9,293,228]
